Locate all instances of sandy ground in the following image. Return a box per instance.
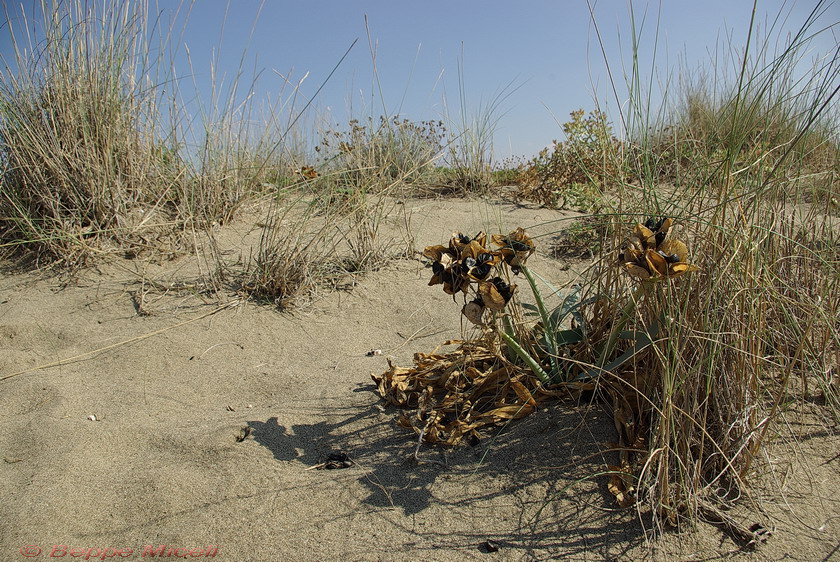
[1,197,838,561]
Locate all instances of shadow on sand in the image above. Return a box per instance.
[248,382,649,559]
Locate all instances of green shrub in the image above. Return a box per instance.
[518,109,623,208]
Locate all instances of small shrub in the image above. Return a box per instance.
[518,110,623,208]
[239,197,340,309]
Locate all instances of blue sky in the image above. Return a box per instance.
[2,1,838,160]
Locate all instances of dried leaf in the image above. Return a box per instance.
[510,378,538,407]
[396,413,414,429]
[607,467,636,508]
[479,402,536,421]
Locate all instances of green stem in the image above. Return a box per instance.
[521,266,550,326]
[520,265,559,375]
[597,282,648,369]
[500,313,552,385]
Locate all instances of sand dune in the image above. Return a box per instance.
[1,198,837,561]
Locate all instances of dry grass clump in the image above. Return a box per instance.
[236,190,412,310]
[583,8,839,530]
[648,89,839,213]
[0,1,285,268]
[314,116,445,193]
[239,202,338,309]
[0,1,436,312]
[582,24,838,533]
[585,200,837,534]
[435,68,517,196]
[0,1,181,266]
[645,42,839,212]
[663,88,838,179]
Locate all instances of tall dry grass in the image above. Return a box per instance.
[575,0,839,532]
[0,1,179,265]
[0,0,301,267]
[438,51,518,194]
[314,115,445,194]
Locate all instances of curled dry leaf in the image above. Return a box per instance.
[607,465,636,508]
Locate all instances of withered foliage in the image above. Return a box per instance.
[371,337,592,445]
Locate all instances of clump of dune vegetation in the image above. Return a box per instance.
[1,0,837,543]
[374,1,839,540]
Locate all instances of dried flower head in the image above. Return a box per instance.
[424,232,488,295]
[618,218,698,280]
[424,229,531,325]
[297,166,319,179]
[491,228,535,273]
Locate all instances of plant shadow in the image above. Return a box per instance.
[248,382,649,559]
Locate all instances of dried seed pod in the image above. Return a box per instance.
[645,249,670,277]
[462,299,486,325]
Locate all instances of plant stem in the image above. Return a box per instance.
[500,314,552,385]
[597,282,648,370]
[520,265,560,375]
